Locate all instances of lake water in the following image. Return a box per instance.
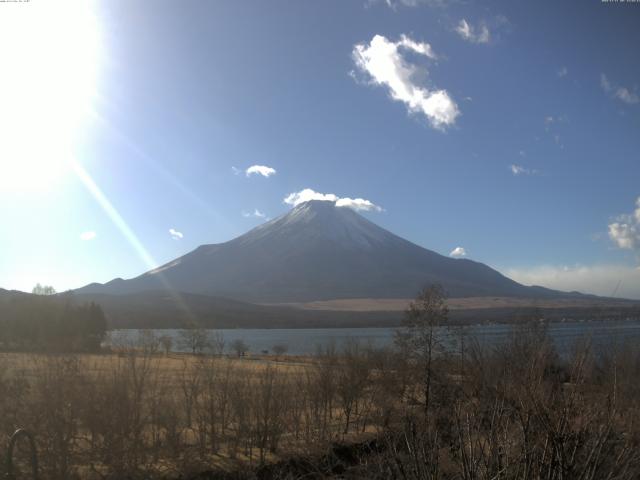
[111,319,640,356]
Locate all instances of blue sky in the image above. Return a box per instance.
[1,0,639,298]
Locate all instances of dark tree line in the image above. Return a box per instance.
[0,295,107,351]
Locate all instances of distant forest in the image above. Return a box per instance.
[0,295,107,351]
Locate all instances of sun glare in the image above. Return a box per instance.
[0,0,100,191]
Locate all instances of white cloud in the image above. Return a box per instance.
[335,197,383,212]
[601,73,639,105]
[385,0,449,6]
[510,164,537,176]
[231,166,241,175]
[615,87,639,105]
[557,66,568,78]
[609,223,638,250]
[544,115,567,127]
[608,197,640,254]
[284,189,338,205]
[242,209,267,219]
[80,231,96,241]
[450,246,467,258]
[543,115,567,148]
[504,264,640,300]
[455,19,490,44]
[352,34,459,130]
[396,34,438,58]
[374,0,452,9]
[283,188,383,212]
[169,228,183,240]
[246,165,276,177]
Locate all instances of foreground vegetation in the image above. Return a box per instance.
[0,332,638,478]
[1,286,640,479]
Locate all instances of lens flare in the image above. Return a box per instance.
[0,0,101,191]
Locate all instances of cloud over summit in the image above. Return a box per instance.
[283,188,383,212]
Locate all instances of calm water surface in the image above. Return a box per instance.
[111,320,640,356]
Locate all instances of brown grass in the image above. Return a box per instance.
[2,324,640,479]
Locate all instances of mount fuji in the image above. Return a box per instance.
[74,200,567,302]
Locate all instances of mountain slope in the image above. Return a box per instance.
[74,200,570,302]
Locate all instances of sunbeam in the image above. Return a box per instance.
[72,161,158,272]
[71,159,196,320]
[86,104,233,228]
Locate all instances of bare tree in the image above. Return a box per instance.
[395,284,448,417]
[159,334,173,355]
[253,366,287,463]
[335,340,371,434]
[179,327,210,355]
[231,339,249,357]
[207,331,225,356]
[272,344,288,356]
[138,329,160,355]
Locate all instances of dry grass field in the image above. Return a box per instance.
[0,346,393,479]
[0,351,311,379]
[2,318,640,479]
[275,296,639,311]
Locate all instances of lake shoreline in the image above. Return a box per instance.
[110,318,640,356]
